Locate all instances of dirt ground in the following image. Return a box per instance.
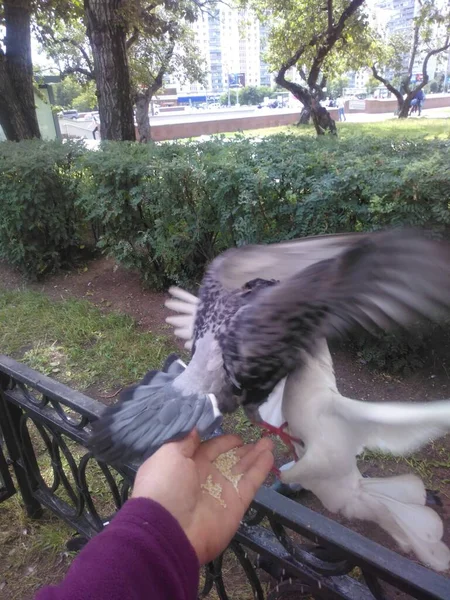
[1,256,450,597]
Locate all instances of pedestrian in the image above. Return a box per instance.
[415,88,425,116]
[34,431,274,600]
[336,96,346,121]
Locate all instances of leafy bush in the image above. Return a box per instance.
[352,328,429,375]
[78,135,450,289]
[0,140,85,278]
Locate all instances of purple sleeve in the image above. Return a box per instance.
[35,498,200,600]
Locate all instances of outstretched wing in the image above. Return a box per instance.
[221,229,450,400]
[333,394,450,456]
[208,232,365,291]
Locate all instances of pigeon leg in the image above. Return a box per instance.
[256,420,302,456]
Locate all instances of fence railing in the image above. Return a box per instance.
[1,354,449,600]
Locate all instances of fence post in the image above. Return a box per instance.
[0,374,43,518]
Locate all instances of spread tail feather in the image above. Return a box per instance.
[165,287,198,350]
[345,474,450,571]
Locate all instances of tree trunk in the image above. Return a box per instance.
[398,100,410,119]
[276,73,336,136]
[135,91,151,143]
[311,105,337,136]
[0,0,41,141]
[297,106,311,125]
[84,0,135,141]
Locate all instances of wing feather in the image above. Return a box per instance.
[221,229,450,396]
[209,232,366,291]
[332,395,450,455]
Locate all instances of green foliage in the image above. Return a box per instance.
[130,3,207,98]
[239,86,276,105]
[1,129,450,370]
[71,81,98,111]
[0,140,85,278]
[77,133,450,291]
[327,75,349,99]
[353,328,429,375]
[246,0,373,86]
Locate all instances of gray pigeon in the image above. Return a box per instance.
[89,229,450,464]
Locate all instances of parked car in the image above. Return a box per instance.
[61,109,79,120]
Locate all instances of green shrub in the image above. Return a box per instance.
[0,140,85,278]
[352,328,429,375]
[78,135,450,289]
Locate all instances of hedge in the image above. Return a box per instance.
[78,135,450,288]
[0,140,85,278]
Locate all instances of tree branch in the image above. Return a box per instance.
[407,22,420,77]
[371,64,404,106]
[54,36,94,76]
[327,0,333,31]
[60,65,95,80]
[422,35,450,84]
[279,0,365,92]
[126,26,139,49]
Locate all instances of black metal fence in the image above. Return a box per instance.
[1,354,449,600]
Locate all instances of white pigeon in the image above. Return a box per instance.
[165,285,450,572]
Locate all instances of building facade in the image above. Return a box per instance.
[166,6,272,94]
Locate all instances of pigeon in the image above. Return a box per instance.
[278,339,450,571]
[164,288,450,571]
[89,229,450,464]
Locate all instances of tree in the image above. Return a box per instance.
[370,0,450,118]
[0,0,41,140]
[54,76,86,107]
[129,2,206,142]
[38,0,210,141]
[239,85,275,105]
[71,81,98,111]
[84,0,135,140]
[247,0,369,135]
[327,75,349,98]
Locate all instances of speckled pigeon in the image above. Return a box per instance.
[89,229,450,464]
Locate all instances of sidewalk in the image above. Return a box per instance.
[343,107,450,123]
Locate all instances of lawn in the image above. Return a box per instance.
[220,117,450,141]
[0,289,176,393]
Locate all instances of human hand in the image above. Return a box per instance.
[132,431,274,564]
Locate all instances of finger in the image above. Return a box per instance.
[238,449,274,505]
[173,428,201,458]
[198,434,243,462]
[233,438,274,475]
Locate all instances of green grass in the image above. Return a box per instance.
[217,117,450,141]
[0,289,175,392]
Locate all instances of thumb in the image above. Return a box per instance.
[175,428,201,458]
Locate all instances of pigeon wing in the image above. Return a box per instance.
[208,232,366,291]
[221,229,450,399]
[89,372,222,464]
[333,394,450,456]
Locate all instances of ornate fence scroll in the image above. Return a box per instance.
[0,354,449,600]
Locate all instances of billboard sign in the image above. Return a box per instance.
[228,72,245,87]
